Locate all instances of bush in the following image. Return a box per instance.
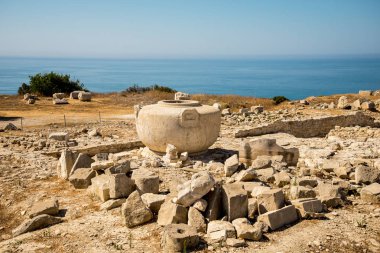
[123,84,176,94]
[272,96,289,105]
[18,72,86,96]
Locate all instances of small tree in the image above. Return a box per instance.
[272,96,289,105]
[18,72,87,96]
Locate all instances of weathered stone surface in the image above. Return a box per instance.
[337,96,350,109]
[290,186,317,199]
[250,156,272,169]
[251,105,264,114]
[248,198,258,219]
[57,150,77,180]
[232,218,262,241]
[100,198,126,211]
[360,183,380,204]
[104,161,131,175]
[243,184,270,198]
[53,93,65,99]
[70,153,93,176]
[358,90,372,96]
[69,168,96,189]
[78,91,92,101]
[235,168,257,182]
[91,160,114,171]
[239,139,299,166]
[274,171,291,187]
[361,101,375,111]
[12,214,63,237]
[256,167,276,183]
[192,199,207,212]
[257,189,285,214]
[162,224,199,252]
[89,174,111,202]
[224,154,239,177]
[290,198,323,217]
[257,205,298,231]
[157,200,188,226]
[141,193,167,213]
[121,191,153,228]
[131,168,159,194]
[226,238,247,247]
[53,98,69,104]
[188,207,206,233]
[222,183,248,221]
[204,184,222,221]
[317,182,341,198]
[109,173,135,199]
[29,199,59,218]
[319,196,343,208]
[355,165,380,184]
[176,171,215,207]
[296,178,318,188]
[221,108,231,116]
[70,90,81,99]
[207,220,236,241]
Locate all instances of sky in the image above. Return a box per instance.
[0,0,379,59]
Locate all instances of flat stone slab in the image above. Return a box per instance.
[257,205,298,231]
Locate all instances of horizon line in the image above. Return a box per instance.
[1,53,380,61]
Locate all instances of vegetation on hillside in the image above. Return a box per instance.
[18,72,86,96]
[122,84,176,94]
[272,95,289,105]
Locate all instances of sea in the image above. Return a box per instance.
[0,56,380,100]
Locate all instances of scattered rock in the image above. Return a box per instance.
[121,191,153,228]
[161,224,199,252]
[28,199,59,218]
[12,214,63,237]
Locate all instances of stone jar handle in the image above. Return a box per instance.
[179,108,200,128]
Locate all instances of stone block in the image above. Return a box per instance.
[232,218,262,241]
[56,149,77,180]
[355,165,380,184]
[100,198,126,210]
[157,200,188,226]
[192,199,207,212]
[176,171,215,207]
[257,189,285,214]
[29,199,59,218]
[248,198,258,219]
[207,220,236,242]
[69,168,96,189]
[121,191,153,228]
[235,168,257,182]
[222,183,248,221]
[141,193,167,213]
[91,160,114,171]
[70,153,93,176]
[162,224,199,252]
[239,139,299,166]
[257,205,298,231]
[224,154,239,177]
[131,168,159,194]
[290,198,323,217]
[360,183,380,204]
[290,186,317,199]
[12,214,63,237]
[90,174,111,202]
[109,173,135,199]
[188,207,206,233]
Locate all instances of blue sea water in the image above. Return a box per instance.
[0,57,379,100]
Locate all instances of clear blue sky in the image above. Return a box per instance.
[0,0,379,58]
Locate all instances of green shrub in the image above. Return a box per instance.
[272,96,289,105]
[123,84,176,94]
[18,72,86,96]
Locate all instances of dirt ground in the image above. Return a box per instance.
[0,92,379,253]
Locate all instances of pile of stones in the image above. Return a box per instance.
[8,131,380,252]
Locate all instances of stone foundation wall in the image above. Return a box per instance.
[235,112,380,138]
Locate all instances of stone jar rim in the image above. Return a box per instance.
[158,100,200,107]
